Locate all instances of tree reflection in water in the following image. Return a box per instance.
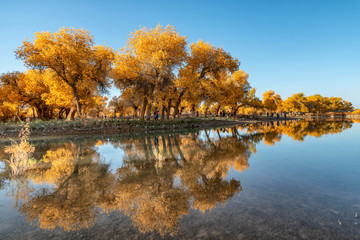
[0,120,353,236]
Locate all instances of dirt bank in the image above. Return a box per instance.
[0,116,299,139]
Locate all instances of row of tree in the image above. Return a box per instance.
[0,70,108,120]
[0,26,354,121]
[261,90,353,113]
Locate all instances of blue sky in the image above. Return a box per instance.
[1,0,359,108]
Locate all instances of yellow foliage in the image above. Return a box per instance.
[15,27,114,117]
[352,109,360,115]
[31,148,75,185]
[262,90,282,112]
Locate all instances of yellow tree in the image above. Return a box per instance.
[280,93,308,113]
[111,25,187,120]
[327,96,353,111]
[82,95,109,118]
[219,70,251,115]
[15,27,114,118]
[175,40,240,118]
[41,69,105,119]
[108,96,125,117]
[262,90,282,112]
[0,71,26,120]
[305,94,329,112]
[121,87,146,117]
[41,69,76,119]
[236,88,263,115]
[21,70,55,118]
[244,88,262,108]
[0,70,53,120]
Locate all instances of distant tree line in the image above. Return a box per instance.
[261,90,353,113]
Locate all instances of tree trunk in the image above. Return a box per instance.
[233,105,241,116]
[215,105,221,116]
[146,102,153,120]
[71,86,82,117]
[64,108,70,118]
[49,108,54,119]
[173,90,185,119]
[140,98,148,120]
[58,107,65,119]
[40,107,44,119]
[146,86,155,120]
[74,98,81,117]
[161,105,165,120]
[66,107,77,121]
[191,104,196,116]
[230,107,235,116]
[166,99,172,119]
[35,105,41,119]
[133,107,138,118]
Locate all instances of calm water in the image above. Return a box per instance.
[0,120,359,240]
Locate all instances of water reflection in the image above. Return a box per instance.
[0,120,353,236]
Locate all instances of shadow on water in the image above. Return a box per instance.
[0,120,356,237]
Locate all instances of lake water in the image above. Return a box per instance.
[0,120,359,239]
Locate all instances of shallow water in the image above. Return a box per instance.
[0,120,359,239]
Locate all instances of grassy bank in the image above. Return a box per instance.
[4,114,354,139]
[0,117,244,138]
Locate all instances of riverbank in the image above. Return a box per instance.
[0,116,300,139]
[1,114,358,139]
[302,112,360,120]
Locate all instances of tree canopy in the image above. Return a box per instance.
[15,27,114,119]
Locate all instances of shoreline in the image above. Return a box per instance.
[0,116,356,140]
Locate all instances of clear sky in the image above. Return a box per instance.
[1,0,359,108]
